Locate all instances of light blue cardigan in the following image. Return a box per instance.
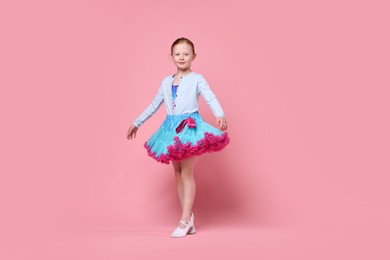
[133,71,225,128]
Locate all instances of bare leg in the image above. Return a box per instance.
[172,161,184,210]
[178,156,197,228]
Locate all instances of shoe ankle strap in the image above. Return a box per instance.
[179,220,190,225]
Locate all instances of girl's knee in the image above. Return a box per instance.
[180,167,195,178]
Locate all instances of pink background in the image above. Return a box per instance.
[1,0,389,259]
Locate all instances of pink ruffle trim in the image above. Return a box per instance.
[144,132,230,164]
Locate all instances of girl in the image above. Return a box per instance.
[127,37,230,238]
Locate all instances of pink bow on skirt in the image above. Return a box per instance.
[176,117,196,134]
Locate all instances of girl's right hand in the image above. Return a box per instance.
[127,124,139,140]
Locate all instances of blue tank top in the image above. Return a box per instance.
[172,84,178,108]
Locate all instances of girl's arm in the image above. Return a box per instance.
[132,81,164,127]
[197,75,225,118]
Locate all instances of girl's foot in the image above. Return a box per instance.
[178,215,191,228]
[171,212,195,238]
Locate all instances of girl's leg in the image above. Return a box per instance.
[172,161,184,210]
[178,156,197,228]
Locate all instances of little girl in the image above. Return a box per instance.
[127,37,230,238]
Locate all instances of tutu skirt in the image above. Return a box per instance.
[144,111,230,164]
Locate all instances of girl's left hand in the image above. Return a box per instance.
[216,117,228,131]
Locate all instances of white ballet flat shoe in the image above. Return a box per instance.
[171,212,196,238]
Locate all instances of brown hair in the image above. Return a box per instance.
[170,37,196,56]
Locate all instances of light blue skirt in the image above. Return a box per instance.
[143,111,230,164]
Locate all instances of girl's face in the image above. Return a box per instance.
[171,42,196,71]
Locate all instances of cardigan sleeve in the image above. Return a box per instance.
[132,80,164,128]
[197,75,225,118]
